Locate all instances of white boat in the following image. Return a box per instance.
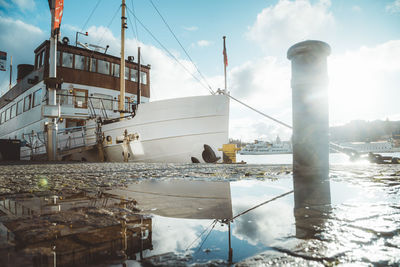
[338,140,400,154]
[0,1,229,163]
[100,94,229,162]
[239,136,292,155]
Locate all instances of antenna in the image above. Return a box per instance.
[77,41,90,50]
[75,31,89,47]
[88,44,109,53]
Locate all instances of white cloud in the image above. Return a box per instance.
[247,0,334,55]
[197,40,212,47]
[0,17,45,94]
[79,26,215,101]
[182,26,198,31]
[80,27,293,141]
[11,0,36,11]
[62,24,81,34]
[386,0,400,13]
[231,181,294,245]
[329,40,400,125]
[150,216,210,255]
[227,56,292,141]
[352,5,361,12]
[0,17,45,49]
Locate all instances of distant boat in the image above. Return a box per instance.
[239,136,292,155]
[338,139,400,154]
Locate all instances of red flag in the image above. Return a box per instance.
[53,0,64,32]
[223,36,228,67]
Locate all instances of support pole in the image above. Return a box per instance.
[9,56,12,90]
[48,0,58,161]
[119,0,127,117]
[223,36,227,92]
[287,40,331,238]
[228,221,233,263]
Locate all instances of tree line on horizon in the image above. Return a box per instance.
[230,119,400,146]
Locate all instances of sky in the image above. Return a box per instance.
[0,0,399,142]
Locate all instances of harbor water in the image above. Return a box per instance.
[0,154,399,266]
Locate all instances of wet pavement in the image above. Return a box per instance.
[0,162,399,266]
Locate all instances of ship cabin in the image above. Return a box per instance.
[0,39,150,142]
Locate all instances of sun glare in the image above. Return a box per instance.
[329,56,379,124]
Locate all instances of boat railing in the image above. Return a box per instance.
[58,125,97,152]
[21,125,98,159]
[54,93,135,120]
[21,131,48,159]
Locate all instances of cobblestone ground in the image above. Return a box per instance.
[0,161,399,266]
[0,162,292,196]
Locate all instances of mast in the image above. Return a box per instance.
[223,36,228,92]
[9,56,12,90]
[119,0,127,116]
[47,0,61,161]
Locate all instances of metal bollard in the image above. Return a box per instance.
[287,40,332,237]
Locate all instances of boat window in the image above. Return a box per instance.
[125,96,131,111]
[140,71,147,85]
[32,89,42,107]
[16,99,23,115]
[112,63,120,77]
[57,51,61,66]
[0,111,4,124]
[24,94,31,112]
[74,55,86,70]
[57,89,71,105]
[130,69,137,82]
[10,104,16,119]
[125,67,129,80]
[73,89,88,108]
[92,93,113,110]
[117,95,131,112]
[88,57,97,72]
[62,52,73,68]
[39,50,45,68]
[35,54,40,69]
[5,108,10,121]
[66,119,85,128]
[97,59,110,75]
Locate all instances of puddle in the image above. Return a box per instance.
[0,163,399,266]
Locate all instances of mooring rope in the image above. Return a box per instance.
[219,90,292,129]
[185,190,294,252]
[219,91,358,157]
[195,220,219,253]
[230,190,294,221]
[185,219,218,251]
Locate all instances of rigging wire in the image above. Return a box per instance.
[67,4,121,93]
[185,219,217,251]
[221,91,293,130]
[79,0,102,32]
[220,92,356,155]
[147,0,215,94]
[126,2,145,64]
[125,5,214,94]
[130,0,141,50]
[231,190,294,221]
[95,5,121,47]
[195,220,218,253]
[185,190,294,254]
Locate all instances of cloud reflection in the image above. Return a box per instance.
[230,180,294,246]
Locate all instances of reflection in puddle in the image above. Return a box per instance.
[0,165,399,266]
[0,192,152,266]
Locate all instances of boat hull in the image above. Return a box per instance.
[101,94,229,163]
